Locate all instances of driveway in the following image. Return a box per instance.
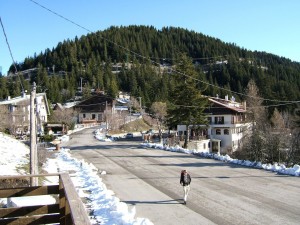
[62,127,300,225]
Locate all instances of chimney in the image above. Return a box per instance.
[225,95,228,101]
[7,96,10,100]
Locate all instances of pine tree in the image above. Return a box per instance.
[167,53,208,148]
[107,74,119,98]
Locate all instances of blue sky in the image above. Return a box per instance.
[1,0,300,75]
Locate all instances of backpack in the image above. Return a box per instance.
[183,173,189,184]
[181,171,190,185]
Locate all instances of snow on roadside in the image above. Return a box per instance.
[141,142,300,177]
[43,147,153,225]
[0,132,153,225]
[0,133,29,175]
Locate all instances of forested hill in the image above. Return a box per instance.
[4,25,300,111]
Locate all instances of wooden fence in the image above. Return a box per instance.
[0,173,91,225]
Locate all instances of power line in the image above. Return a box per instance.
[0,16,25,92]
[29,0,299,105]
[170,101,300,109]
[150,55,228,61]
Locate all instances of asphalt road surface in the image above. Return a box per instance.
[61,127,300,225]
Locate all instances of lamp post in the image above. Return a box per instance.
[80,77,83,92]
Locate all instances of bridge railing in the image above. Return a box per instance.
[0,173,91,225]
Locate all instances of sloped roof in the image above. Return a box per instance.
[75,94,114,112]
[0,92,50,114]
[208,97,246,113]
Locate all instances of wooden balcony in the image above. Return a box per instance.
[0,173,91,225]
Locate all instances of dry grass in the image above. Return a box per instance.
[110,118,152,134]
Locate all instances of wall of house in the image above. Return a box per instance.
[176,113,251,154]
[177,125,187,135]
[208,115,251,154]
[79,112,104,123]
[187,139,210,153]
[208,131,231,154]
[36,96,48,123]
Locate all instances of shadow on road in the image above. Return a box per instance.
[123,199,182,205]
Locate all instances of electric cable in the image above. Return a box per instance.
[0,16,25,93]
[28,0,300,105]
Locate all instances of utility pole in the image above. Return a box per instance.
[105,101,108,131]
[138,97,142,114]
[129,97,132,122]
[30,82,38,186]
[80,77,83,92]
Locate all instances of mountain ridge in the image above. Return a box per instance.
[3,25,299,112]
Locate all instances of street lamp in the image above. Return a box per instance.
[80,77,83,92]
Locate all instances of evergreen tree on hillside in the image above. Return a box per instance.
[107,74,119,98]
[0,77,9,99]
[36,64,49,93]
[4,25,300,113]
[167,53,208,148]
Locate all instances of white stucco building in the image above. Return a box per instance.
[177,95,251,154]
[0,92,50,135]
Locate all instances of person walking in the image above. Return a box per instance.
[180,169,191,205]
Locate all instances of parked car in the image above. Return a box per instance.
[125,133,133,138]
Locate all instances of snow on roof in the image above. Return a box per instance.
[209,97,246,113]
[64,101,80,108]
[116,98,129,104]
[0,93,46,105]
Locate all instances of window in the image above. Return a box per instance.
[215,116,224,124]
[224,129,229,135]
[216,129,221,135]
[92,114,96,119]
[83,113,86,118]
[203,143,206,149]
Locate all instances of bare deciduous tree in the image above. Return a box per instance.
[150,102,167,142]
[0,105,9,132]
[286,105,300,165]
[50,107,79,130]
[240,80,270,162]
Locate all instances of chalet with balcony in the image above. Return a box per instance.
[177,95,251,154]
[74,94,115,124]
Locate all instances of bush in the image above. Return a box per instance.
[43,134,55,142]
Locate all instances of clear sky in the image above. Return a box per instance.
[1,0,300,75]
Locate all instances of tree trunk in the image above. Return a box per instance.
[183,124,190,149]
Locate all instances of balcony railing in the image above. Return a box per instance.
[0,173,91,225]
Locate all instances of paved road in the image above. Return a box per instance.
[62,127,300,225]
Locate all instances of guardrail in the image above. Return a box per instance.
[0,173,91,225]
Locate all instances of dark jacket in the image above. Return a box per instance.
[180,172,191,186]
